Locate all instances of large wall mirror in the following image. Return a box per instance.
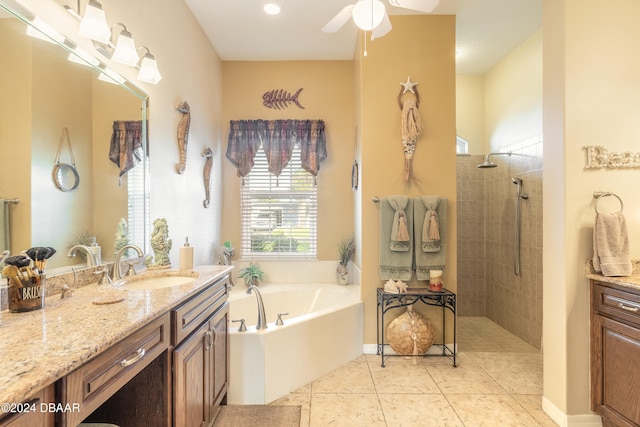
[0,0,149,271]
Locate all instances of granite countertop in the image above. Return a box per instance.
[0,264,233,407]
[585,260,640,292]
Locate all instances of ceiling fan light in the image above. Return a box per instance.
[352,0,385,31]
[111,29,140,66]
[78,0,111,44]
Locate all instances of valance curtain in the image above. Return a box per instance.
[226,119,327,183]
[109,120,144,179]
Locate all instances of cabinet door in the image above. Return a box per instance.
[173,321,211,427]
[210,302,229,414]
[592,314,640,426]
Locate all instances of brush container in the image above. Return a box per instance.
[8,273,45,312]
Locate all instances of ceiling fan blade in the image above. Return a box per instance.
[371,12,392,40]
[388,0,440,13]
[321,4,355,33]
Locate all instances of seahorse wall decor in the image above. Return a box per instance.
[176,101,191,174]
[202,147,213,208]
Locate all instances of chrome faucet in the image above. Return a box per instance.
[113,244,144,280]
[246,285,267,330]
[67,245,98,267]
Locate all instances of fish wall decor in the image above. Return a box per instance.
[262,88,305,110]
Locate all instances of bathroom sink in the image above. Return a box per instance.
[115,271,199,291]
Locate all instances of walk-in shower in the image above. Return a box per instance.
[512,177,528,276]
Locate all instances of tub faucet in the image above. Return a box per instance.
[67,245,98,267]
[246,285,267,330]
[113,244,144,280]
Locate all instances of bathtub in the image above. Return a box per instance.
[226,282,363,404]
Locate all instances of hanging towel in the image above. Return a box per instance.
[593,211,632,277]
[414,196,447,281]
[0,200,10,253]
[420,196,442,252]
[379,196,413,281]
[388,196,411,251]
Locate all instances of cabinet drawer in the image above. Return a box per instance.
[58,313,170,426]
[172,275,229,345]
[593,283,640,327]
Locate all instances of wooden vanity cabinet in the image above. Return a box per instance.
[172,275,229,427]
[591,281,640,427]
[0,385,54,427]
[56,313,171,426]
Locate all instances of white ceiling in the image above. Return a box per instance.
[183,0,541,75]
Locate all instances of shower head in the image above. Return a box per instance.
[512,177,522,185]
[477,159,497,168]
[477,151,514,169]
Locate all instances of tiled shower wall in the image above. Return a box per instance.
[456,139,543,349]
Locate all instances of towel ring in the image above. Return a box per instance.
[594,192,623,214]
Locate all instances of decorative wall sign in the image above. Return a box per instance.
[584,145,640,169]
[176,101,191,174]
[262,88,305,109]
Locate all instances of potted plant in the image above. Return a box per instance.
[238,263,264,287]
[337,237,355,285]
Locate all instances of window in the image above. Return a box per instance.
[241,144,317,259]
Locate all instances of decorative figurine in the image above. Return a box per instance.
[114,218,129,254]
[148,218,172,269]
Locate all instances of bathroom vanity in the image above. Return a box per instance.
[0,265,232,427]
[588,272,640,427]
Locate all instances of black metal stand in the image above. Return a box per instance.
[376,287,457,367]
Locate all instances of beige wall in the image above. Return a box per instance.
[0,19,31,253]
[486,30,543,152]
[543,0,640,420]
[220,61,355,261]
[16,0,224,267]
[358,15,457,344]
[455,74,486,154]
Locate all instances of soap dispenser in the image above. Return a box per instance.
[88,236,102,265]
[180,237,194,271]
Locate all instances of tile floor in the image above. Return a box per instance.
[271,317,558,427]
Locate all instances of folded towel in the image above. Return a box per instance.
[388,196,411,251]
[414,196,447,281]
[379,197,413,281]
[593,211,632,276]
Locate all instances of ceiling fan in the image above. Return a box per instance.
[322,0,441,40]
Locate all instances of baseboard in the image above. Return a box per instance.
[542,397,603,427]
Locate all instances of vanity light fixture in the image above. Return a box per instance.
[78,0,110,44]
[136,46,162,84]
[263,3,281,15]
[26,17,65,44]
[67,46,101,67]
[98,66,126,85]
[110,23,139,66]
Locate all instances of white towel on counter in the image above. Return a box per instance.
[593,211,632,277]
